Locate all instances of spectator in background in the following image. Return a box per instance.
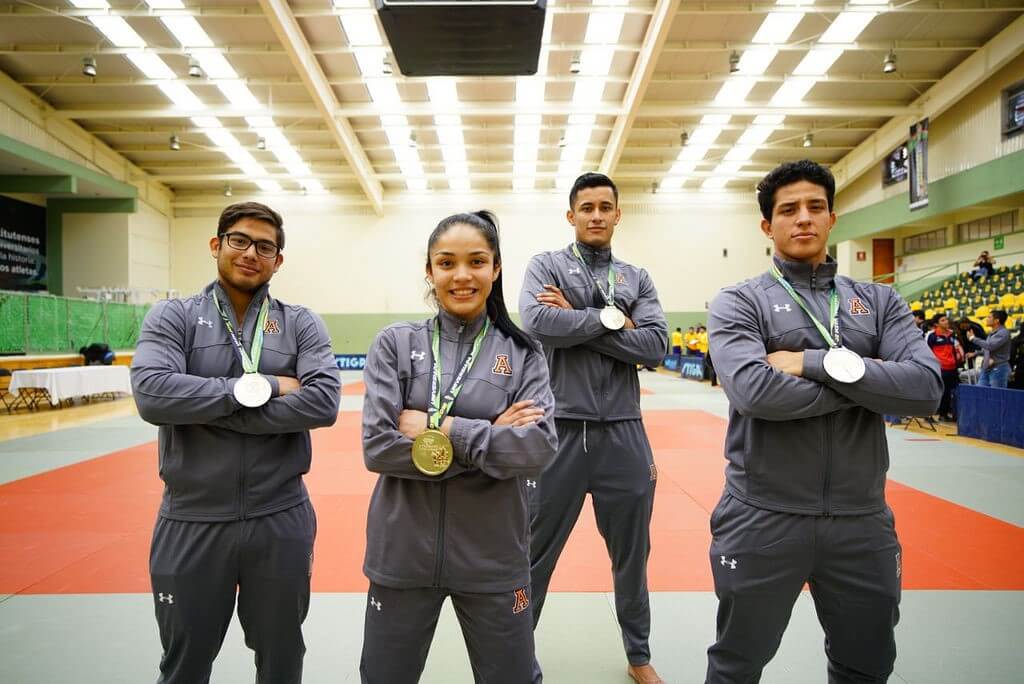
[957,317,987,368]
[971,251,996,281]
[671,327,683,355]
[1009,320,1024,390]
[697,326,709,356]
[912,310,926,336]
[685,326,700,356]
[926,314,963,421]
[969,309,1012,388]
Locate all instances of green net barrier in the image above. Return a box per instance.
[0,292,27,354]
[0,291,150,354]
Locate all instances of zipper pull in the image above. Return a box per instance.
[458,324,465,334]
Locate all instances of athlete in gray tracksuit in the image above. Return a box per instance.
[360,310,558,683]
[519,238,667,671]
[705,161,942,683]
[132,204,340,683]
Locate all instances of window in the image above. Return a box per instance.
[957,210,1018,243]
[903,228,947,254]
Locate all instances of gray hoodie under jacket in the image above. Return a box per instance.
[131,280,341,522]
[708,256,943,516]
[361,310,558,593]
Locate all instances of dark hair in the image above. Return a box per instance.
[931,313,946,326]
[217,201,285,251]
[426,210,537,351]
[569,172,618,210]
[992,309,1008,325]
[756,160,836,221]
[912,309,924,318]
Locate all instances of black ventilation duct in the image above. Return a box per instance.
[375,0,547,76]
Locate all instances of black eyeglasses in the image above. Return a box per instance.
[221,232,280,259]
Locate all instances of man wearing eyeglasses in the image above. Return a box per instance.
[131,201,341,683]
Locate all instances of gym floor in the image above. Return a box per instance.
[1,371,1021,683]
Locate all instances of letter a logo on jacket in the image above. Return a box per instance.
[512,588,530,614]
[848,298,871,315]
[492,354,513,376]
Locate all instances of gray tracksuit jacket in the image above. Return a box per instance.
[708,256,942,516]
[361,311,558,593]
[519,242,668,421]
[972,326,1011,368]
[131,280,341,522]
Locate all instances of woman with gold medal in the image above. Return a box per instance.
[359,211,558,683]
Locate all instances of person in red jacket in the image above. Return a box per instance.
[926,314,963,421]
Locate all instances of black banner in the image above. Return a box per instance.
[0,195,47,291]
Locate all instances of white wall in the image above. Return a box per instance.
[128,202,171,294]
[898,229,1024,278]
[171,191,768,314]
[63,212,130,295]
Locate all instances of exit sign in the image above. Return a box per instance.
[994,235,1005,250]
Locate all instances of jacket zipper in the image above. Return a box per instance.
[235,299,257,520]
[432,320,466,587]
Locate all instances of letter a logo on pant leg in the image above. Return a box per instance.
[512,588,530,614]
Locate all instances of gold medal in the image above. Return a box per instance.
[411,428,454,476]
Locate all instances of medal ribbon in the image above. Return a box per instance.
[428,318,491,430]
[213,292,270,374]
[571,243,616,307]
[769,264,841,348]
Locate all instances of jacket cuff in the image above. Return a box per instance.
[226,377,242,405]
[802,348,829,382]
[584,307,609,335]
[448,417,475,467]
[265,374,280,398]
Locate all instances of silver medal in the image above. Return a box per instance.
[600,306,626,330]
[823,347,866,384]
[234,372,272,407]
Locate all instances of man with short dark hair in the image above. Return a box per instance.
[706,160,941,683]
[926,314,963,421]
[970,309,1012,388]
[520,172,668,683]
[132,201,341,683]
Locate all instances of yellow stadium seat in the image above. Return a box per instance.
[924,308,935,319]
[1000,293,1016,307]
[910,300,923,311]
[944,297,958,310]
[975,305,991,318]
[1016,293,1024,307]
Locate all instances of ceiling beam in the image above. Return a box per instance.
[600,0,680,177]
[0,175,77,193]
[831,13,1024,192]
[52,102,908,120]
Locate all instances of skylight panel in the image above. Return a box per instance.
[193,50,238,79]
[724,145,757,162]
[585,12,624,44]
[819,11,876,43]
[158,81,205,109]
[89,16,146,47]
[572,78,605,106]
[353,48,388,78]
[160,16,215,48]
[255,180,282,192]
[737,48,778,76]
[714,77,756,106]
[752,12,803,44]
[579,47,616,76]
[366,80,402,106]
[216,81,262,109]
[794,47,844,75]
[516,78,545,107]
[771,77,816,104]
[125,52,176,80]
[340,14,383,46]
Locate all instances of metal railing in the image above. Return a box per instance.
[871,249,1024,299]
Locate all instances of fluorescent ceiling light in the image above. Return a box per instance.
[513,178,535,191]
[284,162,312,177]
[716,161,744,174]
[515,114,541,126]
[302,180,328,194]
[449,178,471,192]
[568,113,597,126]
[669,160,697,175]
[572,78,605,105]
[563,126,591,146]
[383,125,413,147]
[584,12,624,44]
[724,145,757,162]
[144,0,184,8]
[771,77,816,104]
[679,144,711,161]
[427,79,459,107]
[701,114,731,125]
[340,14,382,46]
[366,80,401,106]
[738,125,776,146]
[702,177,732,190]
[849,0,888,4]
[191,116,221,128]
[69,0,110,8]
[794,47,844,75]
[446,161,470,177]
[192,50,237,79]
[516,78,545,106]
[407,178,428,191]
[513,161,535,177]
[436,114,461,127]
[557,160,583,182]
[437,127,465,147]
[753,114,785,125]
[658,177,685,191]
[205,129,240,148]
[737,48,778,76]
[160,16,214,48]
[398,159,425,177]
[158,81,205,109]
[245,116,275,128]
[255,180,282,192]
[560,145,587,163]
[89,16,146,47]
[353,48,388,78]
[714,77,756,105]
[381,114,409,127]
[125,52,175,79]
[514,144,539,162]
[752,12,803,44]
[440,146,468,164]
[217,81,261,109]
[333,0,369,7]
[820,11,876,43]
[257,129,290,148]
[579,47,615,76]
[273,146,305,166]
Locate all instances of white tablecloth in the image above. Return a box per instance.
[9,366,133,405]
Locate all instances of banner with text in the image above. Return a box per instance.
[0,195,46,291]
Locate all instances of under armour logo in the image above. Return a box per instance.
[720,556,737,570]
[410,351,426,361]
[568,267,582,275]
[369,596,382,611]
[197,317,213,328]
[772,304,792,313]
[158,593,174,604]
[525,479,537,488]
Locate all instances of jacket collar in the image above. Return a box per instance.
[771,254,837,290]
[205,280,272,324]
[570,241,612,270]
[436,308,489,341]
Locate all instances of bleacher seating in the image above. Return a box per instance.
[909,262,1023,329]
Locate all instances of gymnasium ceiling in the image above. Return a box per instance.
[0,0,1022,212]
